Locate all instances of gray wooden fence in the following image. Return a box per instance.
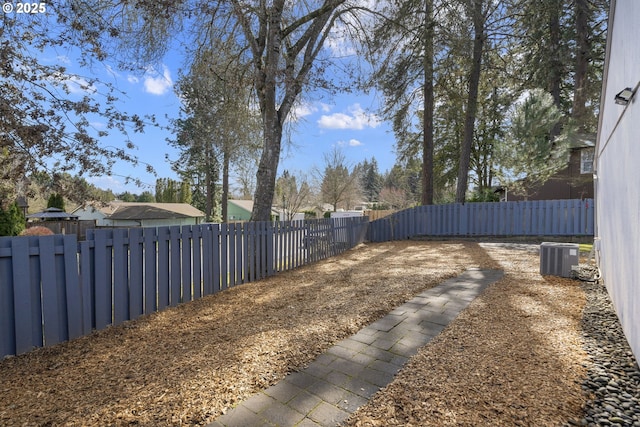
[0,217,368,358]
[368,199,594,242]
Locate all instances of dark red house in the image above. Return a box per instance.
[504,142,594,201]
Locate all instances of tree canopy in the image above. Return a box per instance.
[1,8,151,205]
[1,0,608,214]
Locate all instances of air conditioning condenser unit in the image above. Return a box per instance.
[540,242,579,278]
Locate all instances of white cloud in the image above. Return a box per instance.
[56,55,71,65]
[50,71,97,94]
[105,64,120,78]
[348,139,363,147]
[291,101,318,120]
[143,65,173,95]
[88,176,124,192]
[127,75,139,84]
[317,104,380,130]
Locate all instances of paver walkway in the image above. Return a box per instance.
[208,268,504,427]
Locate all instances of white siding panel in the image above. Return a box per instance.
[596,0,640,362]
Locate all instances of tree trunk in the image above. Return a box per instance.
[548,0,562,109]
[251,124,283,221]
[422,0,435,206]
[205,146,215,222]
[222,147,230,222]
[455,0,485,204]
[572,0,589,130]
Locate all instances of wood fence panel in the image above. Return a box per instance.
[202,225,213,295]
[129,228,144,320]
[235,223,243,284]
[40,236,67,347]
[228,223,236,287]
[157,227,170,310]
[242,222,252,284]
[13,237,42,354]
[267,222,275,276]
[586,200,595,234]
[1,217,371,357]
[192,225,202,299]
[93,229,112,330]
[260,222,268,279]
[291,222,297,270]
[220,223,229,290]
[62,235,82,341]
[181,226,193,302]
[169,226,182,306]
[79,239,94,333]
[143,227,157,314]
[0,238,16,357]
[211,224,221,292]
[113,229,129,326]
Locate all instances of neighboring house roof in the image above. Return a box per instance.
[228,200,280,217]
[228,199,254,212]
[107,203,205,220]
[73,202,205,220]
[27,207,79,220]
[568,132,596,149]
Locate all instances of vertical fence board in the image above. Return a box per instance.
[129,228,144,319]
[113,229,129,326]
[157,227,170,310]
[169,226,182,306]
[260,222,268,279]
[0,238,16,357]
[93,230,112,330]
[212,224,221,292]
[12,237,41,354]
[40,236,65,347]
[228,223,236,287]
[63,235,83,340]
[242,223,251,284]
[192,226,202,299]
[236,223,243,284]
[181,226,193,302]
[202,225,213,295]
[79,240,94,334]
[220,223,229,290]
[143,227,158,314]
[267,223,274,276]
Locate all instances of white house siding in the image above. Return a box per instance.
[72,207,109,226]
[595,0,640,362]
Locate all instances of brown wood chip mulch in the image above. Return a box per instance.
[0,241,589,426]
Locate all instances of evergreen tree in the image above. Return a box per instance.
[46,193,65,211]
[357,158,383,203]
[495,89,571,198]
[0,202,25,237]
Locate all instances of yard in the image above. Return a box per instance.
[0,240,588,426]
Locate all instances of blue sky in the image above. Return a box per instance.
[47,36,398,195]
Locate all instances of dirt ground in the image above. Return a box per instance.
[0,241,588,426]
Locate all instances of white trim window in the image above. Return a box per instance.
[581,148,594,174]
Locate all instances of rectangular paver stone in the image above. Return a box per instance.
[264,381,304,404]
[284,372,320,390]
[242,393,278,414]
[308,402,350,426]
[287,390,323,414]
[306,379,350,404]
[215,404,274,427]
[260,401,305,426]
